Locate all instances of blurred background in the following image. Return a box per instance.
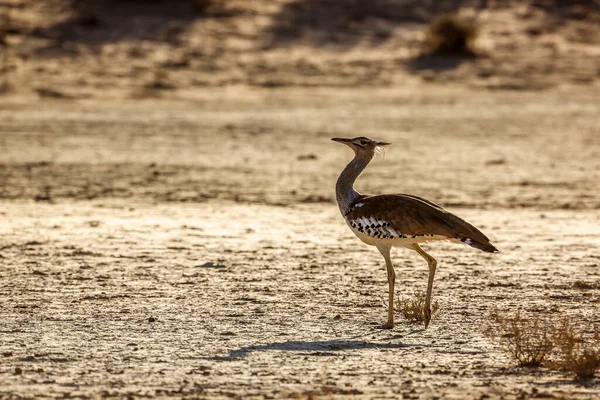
[0,0,598,208]
[1,0,600,95]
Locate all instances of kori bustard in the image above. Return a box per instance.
[333,137,498,329]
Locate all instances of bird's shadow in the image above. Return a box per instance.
[206,330,428,361]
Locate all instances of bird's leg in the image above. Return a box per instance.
[412,244,437,329]
[376,243,395,329]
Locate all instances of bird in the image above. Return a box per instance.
[332,136,498,329]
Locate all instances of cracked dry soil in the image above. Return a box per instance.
[1,86,600,399]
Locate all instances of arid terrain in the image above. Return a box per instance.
[1,0,600,399]
[1,86,599,399]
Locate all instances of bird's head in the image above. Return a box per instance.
[331,137,391,157]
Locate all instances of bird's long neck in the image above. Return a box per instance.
[336,153,373,215]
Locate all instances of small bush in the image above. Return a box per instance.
[486,311,600,380]
[565,349,600,381]
[396,290,440,323]
[485,311,555,367]
[554,319,600,381]
[424,14,478,55]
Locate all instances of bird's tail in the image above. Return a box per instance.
[457,237,499,253]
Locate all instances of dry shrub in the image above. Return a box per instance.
[486,311,600,380]
[485,311,555,367]
[396,290,440,323]
[554,319,600,381]
[424,14,478,55]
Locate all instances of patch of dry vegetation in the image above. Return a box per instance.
[554,318,600,381]
[485,311,555,367]
[424,14,478,55]
[396,290,440,323]
[485,311,600,381]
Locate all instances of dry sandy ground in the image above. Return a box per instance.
[0,86,600,399]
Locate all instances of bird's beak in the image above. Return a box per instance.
[331,137,352,143]
[376,141,391,146]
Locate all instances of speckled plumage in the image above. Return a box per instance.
[344,193,497,252]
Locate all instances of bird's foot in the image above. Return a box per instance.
[378,322,394,330]
[423,307,432,329]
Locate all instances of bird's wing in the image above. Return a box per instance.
[345,194,497,252]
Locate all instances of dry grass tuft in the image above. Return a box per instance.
[486,311,600,380]
[485,311,555,367]
[396,290,440,323]
[424,14,478,55]
[554,319,600,381]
